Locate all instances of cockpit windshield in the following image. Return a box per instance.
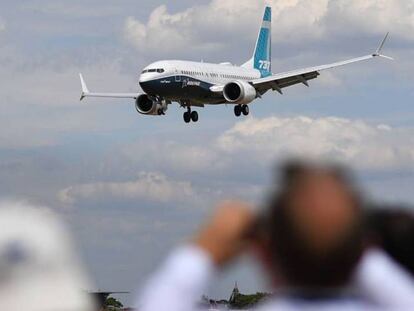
[142,68,165,74]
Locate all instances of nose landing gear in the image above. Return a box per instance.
[183,107,199,123]
[234,104,249,117]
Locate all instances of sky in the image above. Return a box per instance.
[0,0,414,307]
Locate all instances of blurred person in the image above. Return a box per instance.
[0,201,95,311]
[258,162,364,290]
[136,161,414,310]
[259,163,414,309]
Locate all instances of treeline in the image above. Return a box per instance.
[229,292,270,309]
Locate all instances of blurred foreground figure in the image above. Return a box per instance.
[0,201,94,311]
[261,162,364,289]
[136,162,414,310]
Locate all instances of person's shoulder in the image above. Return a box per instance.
[356,247,414,287]
[354,248,414,308]
[360,248,411,271]
[255,297,378,311]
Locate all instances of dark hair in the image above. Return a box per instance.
[366,207,414,276]
[264,161,364,288]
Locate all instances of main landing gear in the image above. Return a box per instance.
[234,104,249,117]
[183,107,199,123]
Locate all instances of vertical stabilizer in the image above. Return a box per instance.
[242,7,272,77]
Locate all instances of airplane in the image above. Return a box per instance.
[79,6,392,124]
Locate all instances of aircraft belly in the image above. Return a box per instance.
[139,76,220,102]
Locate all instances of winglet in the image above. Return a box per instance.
[79,73,89,101]
[373,32,394,60]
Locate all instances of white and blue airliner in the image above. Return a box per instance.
[79,7,392,123]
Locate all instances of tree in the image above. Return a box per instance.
[229,292,270,309]
[105,297,123,309]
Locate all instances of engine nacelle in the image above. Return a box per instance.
[135,94,168,115]
[223,81,257,105]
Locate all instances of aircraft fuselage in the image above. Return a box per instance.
[139,60,261,105]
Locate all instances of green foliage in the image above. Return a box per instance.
[229,292,269,309]
[105,297,123,308]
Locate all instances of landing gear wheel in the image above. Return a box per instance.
[157,108,164,115]
[242,105,249,116]
[191,111,199,122]
[183,111,191,123]
[234,105,242,117]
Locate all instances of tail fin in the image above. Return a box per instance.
[242,7,272,77]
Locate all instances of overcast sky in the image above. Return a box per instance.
[1,0,414,307]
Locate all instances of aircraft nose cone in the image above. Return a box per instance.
[139,74,155,94]
[139,74,150,83]
[139,79,157,96]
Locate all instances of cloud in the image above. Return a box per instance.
[55,116,414,211]
[123,5,224,55]
[120,116,414,174]
[119,141,221,174]
[0,18,5,32]
[58,171,194,205]
[123,0,414,56]
[21,2,123,18]
[123,1,328,55]
[0,56,139,148]
[328,0,414,39]
[215,116,414,170]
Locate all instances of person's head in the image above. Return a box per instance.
[262,161,364,289]
[366,206,414,276]
[0,201,94,311]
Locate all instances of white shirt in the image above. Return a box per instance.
[135,246,414,311]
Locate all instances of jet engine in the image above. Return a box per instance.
[135,94,169,115]
[223,81,257,105]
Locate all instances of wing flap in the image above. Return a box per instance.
[255,71,320,95]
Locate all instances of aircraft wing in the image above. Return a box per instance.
[252,33,392,95]
[79,74,140,101]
